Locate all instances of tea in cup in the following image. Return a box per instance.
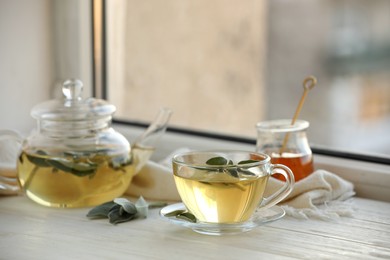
[172,150,294,224]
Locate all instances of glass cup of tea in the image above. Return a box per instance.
[256,119,314,182]
[172,150,294,225]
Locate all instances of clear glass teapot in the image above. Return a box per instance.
[1,79,172,207]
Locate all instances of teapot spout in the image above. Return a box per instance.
[132,107,172,173]
[133,107,173,148]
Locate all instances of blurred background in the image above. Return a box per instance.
[1,0,389,158]
[107,0,390,157]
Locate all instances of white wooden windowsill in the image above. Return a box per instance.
[1,126,389,259]
[1,196,389,259]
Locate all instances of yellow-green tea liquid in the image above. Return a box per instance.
[174,173,269,223]
[18,151,135,208]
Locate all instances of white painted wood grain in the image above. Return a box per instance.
[0,196,389,259]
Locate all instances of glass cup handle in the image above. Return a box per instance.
[260,164,295,209]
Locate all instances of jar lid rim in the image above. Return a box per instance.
[256,119,309,133]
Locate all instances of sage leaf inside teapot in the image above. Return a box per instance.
[47,159,97,177]
[25,150,50,167]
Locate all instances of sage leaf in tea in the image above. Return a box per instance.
[206,156,240,178]
[238,160,259,165]
[237,160,259,176]
[206,156,228,165]
[226,168,239,178]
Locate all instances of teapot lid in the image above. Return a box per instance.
[31,79,116,121]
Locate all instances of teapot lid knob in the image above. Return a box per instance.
[31,78,116,121]
[62,79,83,100]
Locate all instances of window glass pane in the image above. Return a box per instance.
[106,0,390,158]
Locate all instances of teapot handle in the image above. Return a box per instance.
[0,129,23,143]
[0,130,22,195]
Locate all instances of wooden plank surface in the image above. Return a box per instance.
[0,195,389,259]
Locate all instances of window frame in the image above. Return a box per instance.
[92,0,390,166]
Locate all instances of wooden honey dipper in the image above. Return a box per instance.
[279,76,317,155]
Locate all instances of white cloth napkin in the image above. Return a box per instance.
[268,169,355,219]
[126,158,355,220]
[126,161,181,201]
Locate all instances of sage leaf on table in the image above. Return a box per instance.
[176,212,197,223]
[108,205,138,224]
[164,209,186,218]
[164,210,197,223]
[87,197,168,225]
[135,196,149,218]
[86,201,117,219]
[114,198,137,215]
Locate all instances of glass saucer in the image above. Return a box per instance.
[160,203,285,236]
